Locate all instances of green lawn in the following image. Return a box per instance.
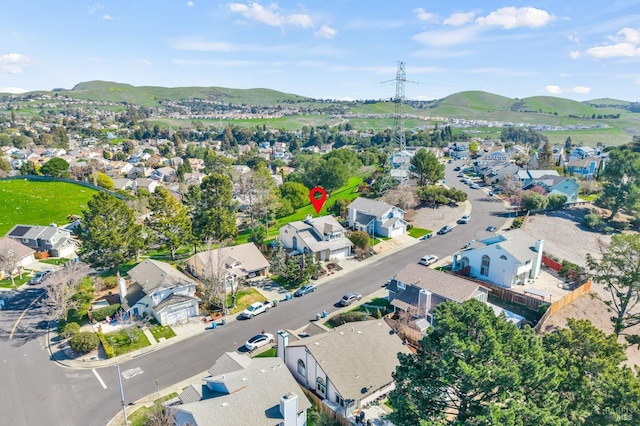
[104,327,151,356]
[408,227,432,238]
[225,288,267,315]
[39,258,69,266]
[0,179,99,235]
[254,347,277,358]
[0,274,30,288]
[128,393,178,426]
[149,324,176,342]
[355,297,391,317]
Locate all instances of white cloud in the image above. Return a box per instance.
[228,2,313,29]
[412,26,481,47]
[0,87,27,94]
[545,85,563,94]
[586,42,640,58]
[315,25,337,39]
[103,14,113,20]
[617,27,640,44]
[476,7,555,29]
[572,86,591,94]
[569,50,580,59]
[169,37,294,52]
[0,53,32,74]
[187,0,194,6]
[443,12,475,26]
[413,8,438,23]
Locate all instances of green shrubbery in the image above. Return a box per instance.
[97,332,114,358]
[583,213,604,229]
[103,276,118,289]
[326,311,371,328]
[69,331,99,353]
[92,303,121,322]
[61,322,80,338]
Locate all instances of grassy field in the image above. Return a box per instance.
[0,179,99,235]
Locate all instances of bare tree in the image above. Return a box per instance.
[45,266,80,321]
[0,249,17,286]
[201,239,230,314]
[117,308,150,344]
[497,173,522,197]
[146,405,176,426]
[383,182,418,211]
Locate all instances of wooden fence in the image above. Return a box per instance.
[541,255,563,272]
[384,316,423,350]
[301,387,352,426]
[534,280,591,333]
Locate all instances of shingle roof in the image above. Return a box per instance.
[189,243,269,278]
[287,320,411,402]
[389,263,484,303]
[152,293,199,314]
[347,198,394,218]
[0,237,35,259]
[127,259,194,293]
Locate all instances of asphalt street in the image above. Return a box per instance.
[0,159,508,425]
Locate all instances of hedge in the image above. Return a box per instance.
[92,303,121,322]
[97,332,115,359]
[69,332,100,353]
[61,322,80,338]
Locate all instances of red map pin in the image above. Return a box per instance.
[309,186,328,214]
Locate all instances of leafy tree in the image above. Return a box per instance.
[77,192,144,274]
[91,172,114,190]
[248,224,266,249]
[69,332,100,353]
[587,234,640,340]
[410,148,444,186]
[327,198,350,218]
[547,193,567,209]
[535,141,555,169]
[145,187,192,260]
[416,185,466,206]
[276,198,294,218]
[522,190,549,210]
[388,300,558,425]
[40,157,70,178]
[61,322,80,338]
[191,173,237,243]
[598,147,640,220]
[468,140,479,156]
[279,181,309,209]
[349,231,371,255]
[0,157,10,173]
[564,136,572,152]
[583,212,604,229]
[277,253,317,287]
[302,157,348,194]
[269,240,287,277]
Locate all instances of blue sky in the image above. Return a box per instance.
[1,1,640,102]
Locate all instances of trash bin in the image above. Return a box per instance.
[221,318,226,326]
[285,293,292,301]
[272,299,278,307]
[211,321,217,329]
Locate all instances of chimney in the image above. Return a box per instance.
[280,392,298,426]
[531,240,544,279]
[304,214,313,223]
[118,277,127,305]
[277,330,289,362]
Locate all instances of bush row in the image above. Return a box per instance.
[97,332,114,359]
[92,303,121,322]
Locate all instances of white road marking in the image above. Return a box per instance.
[92,368,107,389]
[121,367,144,379]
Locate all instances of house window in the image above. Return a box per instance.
[335,393,344,407]
[317,377,326,395]
[397,281,405,290]
[480,255,490,276]
[297,359,306,376]
[293,236,298,251]
[500,255,507,260]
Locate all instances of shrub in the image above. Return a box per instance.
[547,193,567,209]
[92,303,121,322]
[61,322,80,338]
[97,332,114,359]
[512,217,524,229]
[406,223,414,231]
[559,260,585,281]
[326,311,371,328]
[583,213,604,229]
[69,332,100,353]
[103,276,118,290]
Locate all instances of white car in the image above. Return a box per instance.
[470,183,480,189]
[241,301,271,319]
[457,215,470,224]
[419,255,438,266]
[245,333,274,352]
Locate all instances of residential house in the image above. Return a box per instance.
[126,166,152,179]
[566,156,604,179]
[188,158,205,172]
[151,166,176,182]
[479,146,509,162]
[347,198,407,238]
[279,215,352,261]
[105,160,134,178]
[183,172,206,186]
[480,162,522,185]
[111,178,134,191]
[277,320,411,418]
[133,177,158,193]
[0,237,36,277]
[525,174,580,203]
[185,242,270,286]
[569,146,597,160]
[5,224,77,258]
[451,229,544,288]
[515,169,559,188]
[387,263,489,325]
[123,259,199,325]
[447,142,469,159]
[171,352,311,426]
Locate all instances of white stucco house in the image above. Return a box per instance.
[0,237,36,278]
[277,320,411,419]
[451,229,544,288]
[278,215,352,261]
[170,352,311,426]
[123,259,199,325]
[347,198,407,238]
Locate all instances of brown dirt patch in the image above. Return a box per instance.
[405,203,467,232]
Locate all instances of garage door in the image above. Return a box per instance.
[331,247,349,259]
[166,309,189,325]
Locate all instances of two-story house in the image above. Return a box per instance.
[451,229,544,288]
[185,242,270,286]
[525,174,580,203]
[6,224,77,258]
[123,259,199,325]
[387,263,489,326]
[347,198,407,238]
[279,215,352,261]
[515,169,559,188]
[566,156,605,179]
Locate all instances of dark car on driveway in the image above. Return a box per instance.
[437,225,453,235]
[294,284,317,297]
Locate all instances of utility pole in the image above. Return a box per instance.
[115,364,127,425]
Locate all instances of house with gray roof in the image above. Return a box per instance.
[123,259,199,325]
[276,320,411,419]
[279,215,352,261]
[516,169,559,188]
[170,352,311,426]
[451,229,544,288]
[184,242,270,286]
[387,263,489,325]
[347,198,407,238]
[524,174,580,203]
[0,237,36,278]
[5,223,77,258]
[566,156,605,179]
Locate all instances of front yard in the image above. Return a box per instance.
[149,323,176,342]
[104,327,151,356]
[225,288,268,315]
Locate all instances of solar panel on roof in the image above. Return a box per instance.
[9,226,30,237]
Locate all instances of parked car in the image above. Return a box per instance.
[339,293,362,306]
[486,226,497,232]
[245,332,274,352]
[437,225,453,235]
[419,254,438,266]
[454,166,461,171]
[29,270,52,285]
[241,301,272,319]
[457,215,470,224]
[470,183,480,189]
[294,284,317,297]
